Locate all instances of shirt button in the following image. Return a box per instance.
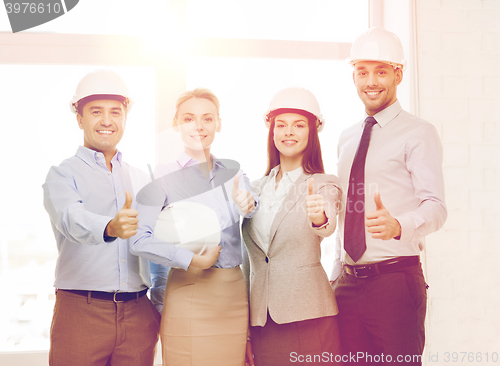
[265,257,269,263]
[121,259,125,263]
[122,282,125,286]
[108,172,112,175]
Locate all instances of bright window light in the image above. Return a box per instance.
[0,0,168,35]
[1,0,367,40]
[185,57,365,180]
[187,0,369,42]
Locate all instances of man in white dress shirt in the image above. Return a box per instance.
[331,28,447,365]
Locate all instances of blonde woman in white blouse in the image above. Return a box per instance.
[242,87,342,365]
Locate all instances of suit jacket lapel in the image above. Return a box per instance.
[268,172,309,247]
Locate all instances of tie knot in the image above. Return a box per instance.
[365,116,377,127]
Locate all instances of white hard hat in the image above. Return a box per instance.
[70,70,133,114]
[264,87,325,132]
[154,201,221,255]
[348,27,406,71]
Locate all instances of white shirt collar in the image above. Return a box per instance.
[269,165,304,184]
[364,100,403,128]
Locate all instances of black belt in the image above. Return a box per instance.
[343,256,419,279]
[60,288,148,303]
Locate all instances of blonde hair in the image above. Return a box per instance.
[174,88,221,119]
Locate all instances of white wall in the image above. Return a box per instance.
[416,0,500,362]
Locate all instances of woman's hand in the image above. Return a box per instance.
[305,178,328,227]
[189,245,221,269]
[232,174,256,214]
[245,330,255,366]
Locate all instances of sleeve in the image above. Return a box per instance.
[307,176,342,238]
[234,169,260,218]
[329,232,343,281]
[147,172,173,311]
[149,261,170,313]
[239,234,251,296]
[42,165,111,246]
[147,165,174,307]
[394,124,448,241]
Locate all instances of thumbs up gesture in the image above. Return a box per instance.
[232,174,255,215]
[305,178,328,227]
[105,190,139,240]
[365,192,402,240]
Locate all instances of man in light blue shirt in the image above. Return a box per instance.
[43,70,160,366]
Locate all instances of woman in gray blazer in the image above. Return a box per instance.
[242,87,342,365]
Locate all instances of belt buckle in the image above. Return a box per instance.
[113,292,124,303]
[353,266,369,278]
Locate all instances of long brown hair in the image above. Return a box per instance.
[264,113,325,176]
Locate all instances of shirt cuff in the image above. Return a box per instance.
[394,214,415,242]
[308,210,335,238]
[311,218,329,230]
[103,221,117,243]
[94,216,114,245]
[171,247,195,271]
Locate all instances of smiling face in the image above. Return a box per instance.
[353,61,403,116]
[174,97,221,153]
[273,112,310,163]
[77,99,126,157]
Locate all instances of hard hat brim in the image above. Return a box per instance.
[264,108,324,132]
[348,58,406,71]
[70,94,133,114]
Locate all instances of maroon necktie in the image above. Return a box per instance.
[344,117,377,262]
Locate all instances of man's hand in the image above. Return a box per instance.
[189,245,222,269]
[232,174,255,214]
[105,191,139,240]
[365,192,401,240]
[305,178,327,227]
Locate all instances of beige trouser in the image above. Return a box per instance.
[50,289,160,366]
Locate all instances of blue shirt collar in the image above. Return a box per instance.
[176,151,227,171]
[76,145,122,169]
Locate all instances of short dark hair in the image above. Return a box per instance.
[76,94,129,116]
[264,113,325,176]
